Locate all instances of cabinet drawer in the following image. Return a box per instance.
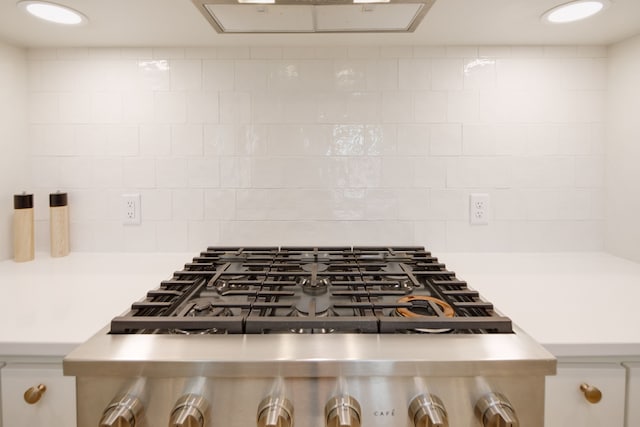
[624,362,640,427]
[1,363,76,427]
[545,363,625,427]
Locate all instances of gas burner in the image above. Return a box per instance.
[211,276,250,295]
[183,297,230,317]
[395,295,455,334]
[381,278,415,294]
[169,328,223,335]
[292,295,331,317]
[301,263,329,272]
[298,252,331,262]
[297,277,330,295]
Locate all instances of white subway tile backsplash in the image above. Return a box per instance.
[123,92,154,123]
[381,91,413,123]
[140,190,172,221]
[91,92,123,123]
[137,60,171,91]
[202,60,235,91]
[447,157,511,188]
[124,222,157,252]
[575,157,605,188]
[26,45,606,252]
[155,92,187,123]
[235,60,269,91]
[431,58,463,90]
[156,157,188,188]
[397,125,429,155]
[186,91,219,124]
[204,189,236,220]
[414,91,447,123]
[29,92,59,123]
[172,189,204,220]
[90,158,123,188]
[156,221,188,251]
[219,91,251,124]
[30,124,75,156]
[430,124,462,156]
[187,158,220,187]
[170,60,202,91]
[399,59,431,90]
[187,221,220,251]
[447,91,478,123]
[171,124,204,156]
[123,157,156,188]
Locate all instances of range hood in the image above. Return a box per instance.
[192,0,436,33]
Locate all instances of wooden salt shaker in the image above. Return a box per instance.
[13,193,34,262]
[50,192,69,257]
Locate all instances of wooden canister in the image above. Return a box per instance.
[13,193,34,262]
[50,192,69,257]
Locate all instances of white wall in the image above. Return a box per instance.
[26,45,606,252]
[606,35,640,262]
[0,42,28,260]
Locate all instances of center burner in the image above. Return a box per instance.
[110,246,512,335]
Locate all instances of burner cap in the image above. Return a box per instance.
[395,295,454,334]
[396,295,454,318]
[301,263,329,272]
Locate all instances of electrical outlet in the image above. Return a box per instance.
[122,193,141,225]
[469,193,490,225]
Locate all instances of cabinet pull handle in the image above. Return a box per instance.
[579,383,602,404]
[23,384,47,404]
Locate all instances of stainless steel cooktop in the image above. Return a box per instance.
[110,246,512,335]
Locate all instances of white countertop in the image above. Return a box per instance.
[1,251,640,359]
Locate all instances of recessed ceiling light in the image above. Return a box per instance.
[542,0,610,24]
[17,1,88,25]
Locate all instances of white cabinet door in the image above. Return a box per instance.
[545,363,625,427]
[624,362,640,427]
[1,363,76,427]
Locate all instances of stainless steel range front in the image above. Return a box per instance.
[64,246,556,427]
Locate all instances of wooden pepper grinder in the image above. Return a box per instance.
[13,193,34,262]
[50,192,69,257]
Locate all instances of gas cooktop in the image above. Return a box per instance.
[110,246,512,335]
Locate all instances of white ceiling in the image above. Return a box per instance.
[1,0,639,47]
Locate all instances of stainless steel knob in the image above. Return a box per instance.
[409,394,449,427]
[170,394,210,427]
[23,384,47,404]
[257,396,294,427]
[579,383,602,404]
[475,392,519,427]
[99,393,144,427]
[325,395,361,427]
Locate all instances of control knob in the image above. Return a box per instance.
[257,396,294,427]
[170,393,210,427]
[475,392,519,427]
[409,393,449,427]
[99,393,144,427]
[325,395,361,427]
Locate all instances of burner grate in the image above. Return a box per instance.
[109,246,513,335]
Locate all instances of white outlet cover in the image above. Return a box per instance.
[469,193,490,225]
[122,193,141,225]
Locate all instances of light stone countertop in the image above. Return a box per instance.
[1,251,639,359]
